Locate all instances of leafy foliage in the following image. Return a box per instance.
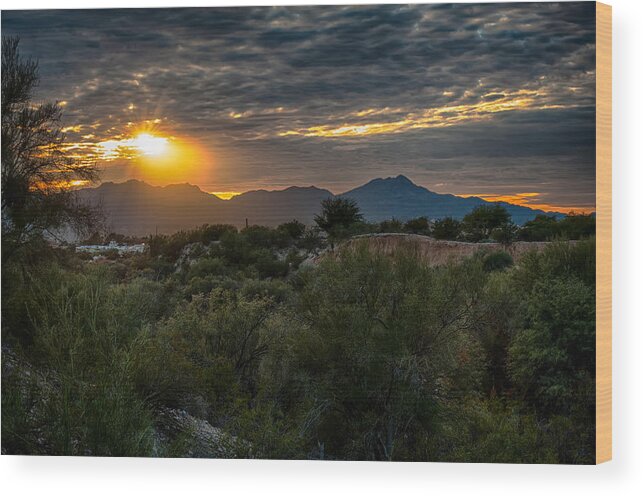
[1,37,98,260]
[314,197,363,246]
[431,217,462,240]
[519,213,595,241]
[461,204,512,242]
[2,232,597,463]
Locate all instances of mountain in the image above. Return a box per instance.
[77,180,227,235]
[77,180,333,235]
[340,175,559,225]
[228,185,333,226]
[76,175,564,236]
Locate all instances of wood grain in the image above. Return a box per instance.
[596,1,612,464]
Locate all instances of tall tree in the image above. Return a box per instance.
[1,36,98,256]
[431,217,461,240]
[314,197,363,247]
[461,205,511,242]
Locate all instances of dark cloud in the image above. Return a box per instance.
[1,2,596,210]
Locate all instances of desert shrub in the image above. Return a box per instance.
[514,238,595,289]
[557,213,596,240]
[198,224,237,243]
[296,228,325,252]
[5,264,158,456]
[482,250,514,272]
[1,218,596,462]
[271,243,488,460]
[136,290,284,414]
[108,277,172,331]
[225,399,305,459]
[184,274,225,298]
[240,278,292,303]
[518,214,595,242]
[469,271,521,395]
[403,216,430,234]
[461,205,512,242]
[491,223,518,246]
[186,256,230,280]
[431,217,461,240]
[435,399,558,464]
[284,248,306,270]
[518,214,560,241]
[250,248,289,279]
[242,225,290,249]
[378,218,404,233]
[277,219,306,240]
[508,277,595,417]
[297,228,326,252]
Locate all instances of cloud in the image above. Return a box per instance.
[1,2,596,210]
[279,89,575,137]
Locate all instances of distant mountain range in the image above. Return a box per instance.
[77,175,565,236]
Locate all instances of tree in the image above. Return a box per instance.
[277,219,306,240]
[461,205,511,242]
[404,216,430,235]
[1,37,98,256]
[378,218,404,233]
[491,222,518,246]
[508,277,595,424]
[557,213,596,240]
[518,214,560,242]
[431,217,461,240]
[314,197,363,246]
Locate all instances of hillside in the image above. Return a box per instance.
[77,175,564,236]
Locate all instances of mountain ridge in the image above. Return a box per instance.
[77,175,567,236]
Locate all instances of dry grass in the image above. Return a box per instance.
[317,233,563,267]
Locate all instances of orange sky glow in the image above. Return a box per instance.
[456,192,595,214]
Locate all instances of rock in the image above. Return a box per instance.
[154,407,241,458]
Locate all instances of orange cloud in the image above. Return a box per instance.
[457,192,594,214]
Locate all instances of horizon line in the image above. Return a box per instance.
[78,176,596,215]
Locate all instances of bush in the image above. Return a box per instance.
[276,243,487,460]
[404,217,430,234]
[187,257,230,280]
[431,217,461,240]
[277,219,306,240]
[482,251,514,272]
[377,218,404,233]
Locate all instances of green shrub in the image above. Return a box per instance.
[482,251,514,272]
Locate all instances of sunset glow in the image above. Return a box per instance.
[130,133,169,157]
[210,191,241,200]
[280,90,567,138]
[4,3,597,214]
[456,192,595,214]
[31,178,91,191]
[97,132,170,160]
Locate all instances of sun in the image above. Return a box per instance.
[130,132,169,157]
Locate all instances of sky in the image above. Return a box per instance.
[2,2,596,212]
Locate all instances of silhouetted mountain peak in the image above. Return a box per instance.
[234,184,333,201]
[284,185,327,192]
[77,177,562,235]
[163,183,204,193]
[391,174,414,185]
[343,175,431,200]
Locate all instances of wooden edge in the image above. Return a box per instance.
[596,1,612,464]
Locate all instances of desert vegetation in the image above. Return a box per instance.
[2,218,596,462]
[2,37,596,463]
